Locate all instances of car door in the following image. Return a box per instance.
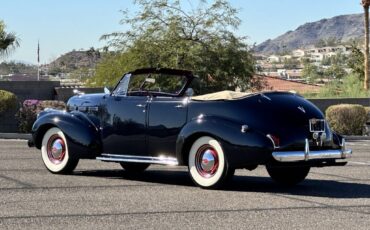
[147,97,188,157]
[101,95,149,156]
[101,73,149,156]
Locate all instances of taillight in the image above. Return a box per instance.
[267,134,280,149]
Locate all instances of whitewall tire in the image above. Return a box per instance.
[41,127,79,174]
[188,136,232,189]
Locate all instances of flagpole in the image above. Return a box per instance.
[37,40,40,81]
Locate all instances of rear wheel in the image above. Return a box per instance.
[41,127,79,174]
[266,166,310,186]
[188,136,233,189]
[119,162,150,173]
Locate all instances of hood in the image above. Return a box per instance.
[67,93,105,111]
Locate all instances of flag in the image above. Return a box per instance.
[37,40,40,63]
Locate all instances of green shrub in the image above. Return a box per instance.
[326,104,367,135]
[365,107,370,124]
[0,90,17,114]
[17,100,66,133]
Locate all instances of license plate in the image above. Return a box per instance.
[309,119,325,132]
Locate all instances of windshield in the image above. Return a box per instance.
[114,73,188,97]
[112,74,131,96]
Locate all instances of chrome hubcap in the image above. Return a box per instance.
[47,135,66,164]
[195,145,219,178]
[51,139,64,159]
[201,150,216,172]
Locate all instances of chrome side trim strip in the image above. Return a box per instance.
[96,154,178,165]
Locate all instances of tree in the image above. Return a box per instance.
[347,44,364,81]
[283,58,299,69]
[302,61,322,83]
[86,47,101,67]
[324,64,347,80]
[0,20,19,58]
[92,0,255,92]
[362,0,370,90]
[314,37,339,48]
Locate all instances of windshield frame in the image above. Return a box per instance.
[112,68,195,97]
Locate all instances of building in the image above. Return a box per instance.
[310,53,325,63]
[267,55,280,63]
[292,49,305,58]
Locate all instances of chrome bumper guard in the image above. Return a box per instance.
[272,138,352,162]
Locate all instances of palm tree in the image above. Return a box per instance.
[362,0,370,90]
[0,20,19,58]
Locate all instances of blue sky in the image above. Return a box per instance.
[0,0,363,64]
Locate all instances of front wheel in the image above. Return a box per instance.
[266,166,310,186]
[41,127,79,174]
[188,136,233,189]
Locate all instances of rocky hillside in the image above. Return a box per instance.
[255,13,364,54]
[47,49,101,74]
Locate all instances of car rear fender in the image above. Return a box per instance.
[176,116,273,167]
[32,109,101,159]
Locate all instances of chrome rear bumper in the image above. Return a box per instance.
[272,138,352,162]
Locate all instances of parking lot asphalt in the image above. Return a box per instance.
[0,139,369,229]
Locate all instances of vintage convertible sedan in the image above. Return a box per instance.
[29,68,352,189]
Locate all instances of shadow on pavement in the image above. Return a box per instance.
[73,169,370,199]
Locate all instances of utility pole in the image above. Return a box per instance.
[362,0,370,90]
[37,40,40,81]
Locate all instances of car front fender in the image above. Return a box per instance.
[176,116,273,167]
[31,109,101,159]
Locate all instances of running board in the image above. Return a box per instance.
[96,153,179,166]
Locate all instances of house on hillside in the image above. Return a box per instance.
[292,49,305,58]
[281,55,292,60]
[310,53,324,63]
[267,55,280,63]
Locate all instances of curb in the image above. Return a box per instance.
[343,135,370,141]
[0,133,31,140]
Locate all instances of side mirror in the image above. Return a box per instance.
[104,87,111,94]
[185,88,194,97]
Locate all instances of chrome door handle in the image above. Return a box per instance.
[175,104,184,108]
[136,104,146,108]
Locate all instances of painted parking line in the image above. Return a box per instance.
[346,143,370,147]
[348,161,370,166]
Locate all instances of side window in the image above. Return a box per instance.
[113,74,131,96]
[188,77,202,96]
[128,74,146,93]
[127,73,187,95]
[149,74,187,94]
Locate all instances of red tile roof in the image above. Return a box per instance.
[254,74,321,94]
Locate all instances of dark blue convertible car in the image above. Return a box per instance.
[29,68,352,189]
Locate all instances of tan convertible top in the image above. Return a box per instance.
[191,90,253,101]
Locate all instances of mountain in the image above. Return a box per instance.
[47,49,101,75]
[254,14,364,54]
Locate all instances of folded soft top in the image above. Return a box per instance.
[191,90,252,101]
